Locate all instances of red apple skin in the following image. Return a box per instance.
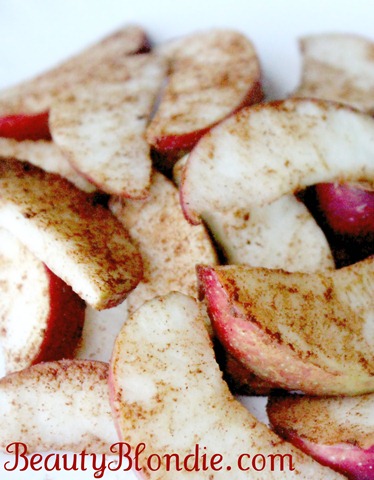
[315,183,374,237]
[271,429,374,480]
[32,266,86,364]
[0,111,51,141]
[152,80,264,156]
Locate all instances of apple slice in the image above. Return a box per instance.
[197,257,374,396]
[294,34,374,114]
[110,170,217,314]
[0,111,50,140]
[267,393,374,480]
[147,29,263,156]
[181,98,374,225]
[0,228,85,373]
[109,292,343,479]
[0,360,117,453]
[0,25,151,114]
[0,138,96,192]
[50,54,167,198]
[0,158,143,309]
[174,156,334,272]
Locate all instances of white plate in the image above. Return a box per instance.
[0,0,372,478]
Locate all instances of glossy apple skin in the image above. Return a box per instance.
[32,266,86,364]
[153,80,264,156]
[315,183,374,236]
[0,111,51,141]
[274,429,374,480]
[301,183,374,267]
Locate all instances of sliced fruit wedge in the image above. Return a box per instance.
[109,292,343,479]
[197,257,374,396]
[0,25,151,114]
[147,29,263,156]
[50,54,167,198]
[174,136,334,272]
[0,228,85,373]
[0,137,95,192]
[0,360,117,453]
[267,393,374,480]
[181,98,374,225]
[110,170,217,314]
[294,34,374,114]
[0,158,143,309]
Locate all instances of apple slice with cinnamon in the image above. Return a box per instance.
[198,257,374,396]
[0,158,142,309]
[109,292,343,479]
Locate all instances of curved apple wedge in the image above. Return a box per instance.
[109,292,343,479]
[197,257,374,396]
[0,25,151,114]
[50,54,167,198]
[147,29,263,156]
[174,156,334,272]
[181,98,374,225]
[267,393,374,480]
[0,360,117,453]
[294,34,374,114]
[110,171,217,314]
[0,158,143,309]
[0,228,85,373]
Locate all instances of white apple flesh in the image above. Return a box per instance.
[109,292,343,479]
[197,257,374,396]
[267,393,374,480]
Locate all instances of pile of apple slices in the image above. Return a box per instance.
[0,24,373,480]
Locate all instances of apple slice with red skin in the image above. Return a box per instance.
[267,393,374,480]
[294,34,374,114]
[181,98,374,226]
[198,257,374,396]
[109,292,343,479]
[0,137,96,192]
[0,360,117,453]
[0,228,85,373]
[147,29,263,157]
[109,170,217,315]
[0,25,151,115]
[50,54,167,198]
[0,111,50,141]
[0,158,143,310]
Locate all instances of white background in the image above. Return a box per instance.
[0,0,373,478]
